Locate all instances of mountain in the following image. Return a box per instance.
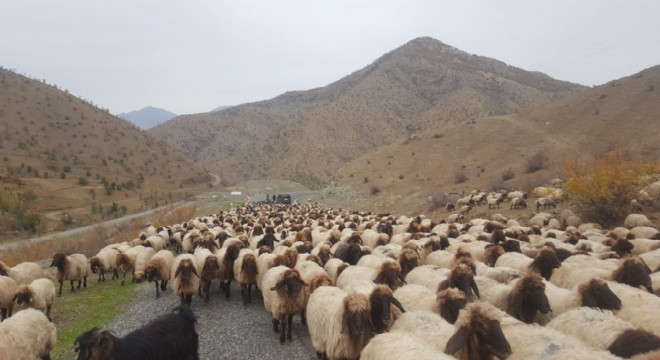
[0,68,209,233]
[330,65,660,215]
[118,106,177,130]
[211,105,233,112]
[150,37,585,186]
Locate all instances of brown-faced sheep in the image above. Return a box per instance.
[337,262,404,292]
[216,243,241,300]
[0,275,18,320]
[193,248,220,304]
[306,284,406,360]
[436,263,480,300]
[444,302,512,359]
[171,254,200,306]
[393,284,468,324]
[0,308,57,360]
[13,278,56,320]
[144,249,175,297]
[494,248,561,280]
[262,266,307,343]
[475,273,550,324]
[550,256,653,293]
[234,248,259,306]
[537,278,621,325]
[51,253,89,296]
[89,248,119,282]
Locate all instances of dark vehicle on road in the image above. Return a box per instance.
[274,194,292,204]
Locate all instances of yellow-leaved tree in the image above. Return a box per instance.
[564,152,659,226]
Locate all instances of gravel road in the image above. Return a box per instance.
[103,281,318,360]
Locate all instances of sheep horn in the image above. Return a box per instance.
[391,296,406,313]
[397,273,407,284]
[470,277,481,299]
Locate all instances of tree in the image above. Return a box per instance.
[564,152,659,226]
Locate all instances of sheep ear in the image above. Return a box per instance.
[298,278,308,286]
[174,267,182,278]
[191,267,199,278]
[445,326,470,355]
[271,280,285,291]
[397,272,407,284]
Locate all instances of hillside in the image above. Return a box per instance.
[118,106,177,129]
[0,68,209,235]
[328,65,660,216]
[150,37,585,185]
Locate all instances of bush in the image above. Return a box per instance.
[370,185,381,195]
[501,169,515,181]
[526,152,548,173]
[455,171,468,184]
[78,177,89,186]
[564,153,659,226]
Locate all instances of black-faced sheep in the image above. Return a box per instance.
[536,278,621,325]
[0,275,17,320]
[171,254,200,306]
[144,249,175,297]
[494,248,561,280]
[51,253,89,296]
[13,278,56,320]
[332,242,365,265]
[550,255,653,293]
[0,308,57,360]
[306,284,405,360]
[475,273,550,324]
[444,302,512,359]
[0,260,44,285]
[547,307,660,359]
[262,266,307,343]
[393,284,467,324]
[74,306,198,360]
[436,263,480,300]
[193,248,219,303]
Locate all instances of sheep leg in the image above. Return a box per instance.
[121,271,126,286]
[224,279,232,300]
[58,280,64,296]
[70,280,76,292]
[112,269,119,280]
[241,284,248,307]
[247,284,252,304]
[77,279,82,289]
[279,314,287,343]
[300,310,306,326]
[287,314,293,341]
[155,281,160,297]
[83,276,87,289]
[203,281,211,303]
[1,308,6,320]
[161,280,168,291]
[272,318,279,333]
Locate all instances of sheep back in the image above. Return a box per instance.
[14,278,56,313]
[0,308,57,359]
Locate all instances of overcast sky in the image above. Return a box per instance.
[2,1,659,115]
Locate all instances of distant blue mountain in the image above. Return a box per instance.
[118,106,177,129]
[211,105,233,112]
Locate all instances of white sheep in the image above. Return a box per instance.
[50,253,89,296]
[630,226,660,239]
[361,331,454,360]
[171,254,200,305]
[261,265,307,343]
[629,237,660,255]
[0,308,57,360]
[143,249,176,297]
[13,278,56,320]
[130,247,156,282]
[550,256,653,293]
[624,214,655,228]
[116,245,147,285]
[144,235,167,252]
[536,279,622,325]
[405,265,450,293]
[0,275,18,320]
[360,228,390,249]
[0,260,43,285]
[323,258,349,285]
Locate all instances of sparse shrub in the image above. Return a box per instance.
[61,213,73,226]
[363,177,369,184]
[455,171,468,184]
[60,172,66,179]
[370,185,381,195]
[564,152,660,226]
[526,151,548,173]
[399,174,404,180]
[501,169,515,181]
[78,177,89,186]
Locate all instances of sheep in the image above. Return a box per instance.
[624,214,655,228]
[547,307,660,359]
[536,278,621,325]
[74,306,198,360]
[216,243,241,299]
[332,242,365,265]
[361,228,390,249]
[51,253,89,296]
[89,248,119,282]
[361,331,455,360]
[475,273,550,324]
[0,308,57,360]
[630,226,660,240]
[337,262,404,292]
[233,248,259,306]
[116,245,147,285]
[323,258,349,285]
[130,247,156,283]
[261,265,307,343]
[405,265,451,293]
[494,248,561,280]
[629,237,660,255]
[255,248,298,290]
[144,249,176,297]
[550,256,653,292]
[171,254,200,305]
[443,302,513,359]
[393,284,467,324]
[193,248,220,303]
[295,259,332,308]
[0,275,17,320]
[306,284,405,360]
[639,248,660,272]
[510,197,527,210]
[475,262,523,283]
[13,278,56,320]
[0,260,44,285]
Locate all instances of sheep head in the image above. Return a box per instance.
[439,263,480,300]
[342,292,373,352]
[89,257,101,274]
[51,253,68,272]
[13,285,33,306]
[530,248,561,280]
[202,255,220,278]
[437,288,468,324]
[445,302,512,360]
[580,278,621,310]
[373,261,403,290]
[144,265,158,283]
[270,269,306,298]
[484,245,505,267]
[505,273,550,324]
[612,257,653,293]
[174,259,199,280]
[74,328,118,360]
[610,238,634,257]
[368,285,405,334]
[398,249,419,278]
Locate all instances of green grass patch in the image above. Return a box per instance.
[46,277,140,360]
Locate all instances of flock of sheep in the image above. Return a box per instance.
[1,189,659,359]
